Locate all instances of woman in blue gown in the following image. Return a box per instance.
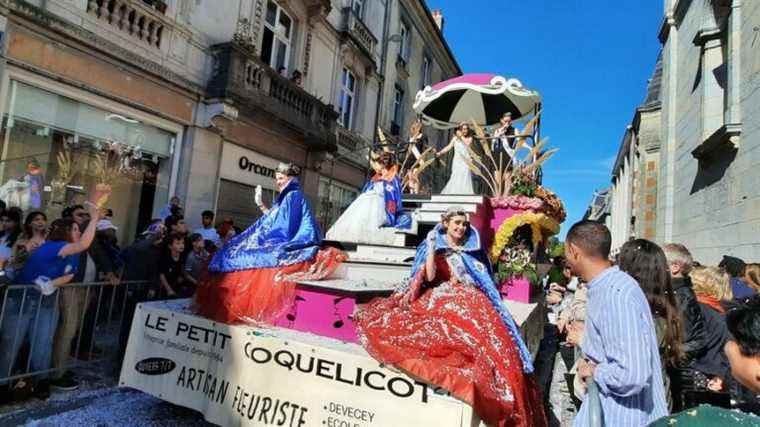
[196,163,344,324]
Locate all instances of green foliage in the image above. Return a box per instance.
[510,171,537,197]
[548,237,564,258]
[494,247,538,285]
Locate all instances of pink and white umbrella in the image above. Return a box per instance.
[413,74,541,129]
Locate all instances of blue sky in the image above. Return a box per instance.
[428,0,663,237]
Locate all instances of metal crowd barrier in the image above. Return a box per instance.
[0,280,151,385]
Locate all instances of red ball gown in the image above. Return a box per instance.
[355,225,546,427]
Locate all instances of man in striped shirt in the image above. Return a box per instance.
[565,221,668,426]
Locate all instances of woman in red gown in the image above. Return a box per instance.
[355,207,546,426]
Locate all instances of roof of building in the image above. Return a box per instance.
[417,0,462,75]
[640,50,663,109]
[611,126,633,178]
[611,50,663,178]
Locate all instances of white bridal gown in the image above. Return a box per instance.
[326,181,398,244]
[441,138,475,195]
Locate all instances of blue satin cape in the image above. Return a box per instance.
[402,224,534,373]
[207,179,321,273]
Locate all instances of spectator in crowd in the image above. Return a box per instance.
[662,244,708,362]
[218,218,236,245]
[678,266,733,407]
[52,206,115,385]
[536,256,571,418]
[164,214,186,235]
[542,258,585,425]
[184,233,208,285]
[0,200,101,399]
[164,214,191,261]
[618,239,684,409]
[662,243,715,410]
[650,295,760,425]
[194,210,221,249]
[64,204,118,283]
[691,266,733,308]
[742,263,760,294]
[725,295,760,394]
[159,232,189,298]
[7,211,48,279]
[719,255,756,300]
[0,208,23,271]
[290,69,303,87]
[95,218,123,274]
[118,222,165,360]
[564,220,667,426]
[159,196,181,220]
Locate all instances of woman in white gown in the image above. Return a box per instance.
[326,152,404,244]
[438,123,475,195]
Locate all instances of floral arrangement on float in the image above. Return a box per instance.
[464,115,566,303]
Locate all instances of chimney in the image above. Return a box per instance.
[431,9,444,32]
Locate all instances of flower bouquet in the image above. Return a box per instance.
[495,246,538,285]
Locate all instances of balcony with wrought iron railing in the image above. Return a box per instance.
[86,0,171,50]
[207,42,339,151]
[340,7,378,66]
[337,125,369,151]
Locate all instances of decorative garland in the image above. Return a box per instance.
[489,195,544,211]
[490,211,560,262]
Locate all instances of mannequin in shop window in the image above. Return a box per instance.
[195,163,345,325]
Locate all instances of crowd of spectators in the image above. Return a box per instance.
[539,221,760,426]
[0,196,239,404]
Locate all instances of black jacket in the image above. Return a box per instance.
[73,221,116,283]
[692,304,731,378]
[672,276,708,364]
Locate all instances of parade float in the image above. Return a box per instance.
[119,74,563,427]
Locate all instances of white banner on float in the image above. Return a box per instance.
[120,300,480,427]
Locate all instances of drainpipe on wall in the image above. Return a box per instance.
[372,0,393,154]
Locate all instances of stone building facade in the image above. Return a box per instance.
[0,0,459,239]
[376,0,459,192]
[605,0,760,263]
[608,53,663,252]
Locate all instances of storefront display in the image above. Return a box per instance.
[315,177,359,233]
[0,80,177,244]
[216,143,281,230]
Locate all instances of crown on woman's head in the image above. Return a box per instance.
[442,205,468,220]
[276,162,301,177]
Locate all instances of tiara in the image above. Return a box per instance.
[276,163,301,176]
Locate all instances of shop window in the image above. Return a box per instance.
[261,0,293,74]
[315,178,358,233]
[0,80,176,244]
[216,179,275,231]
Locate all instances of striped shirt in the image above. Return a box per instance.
[573,266,668,427]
